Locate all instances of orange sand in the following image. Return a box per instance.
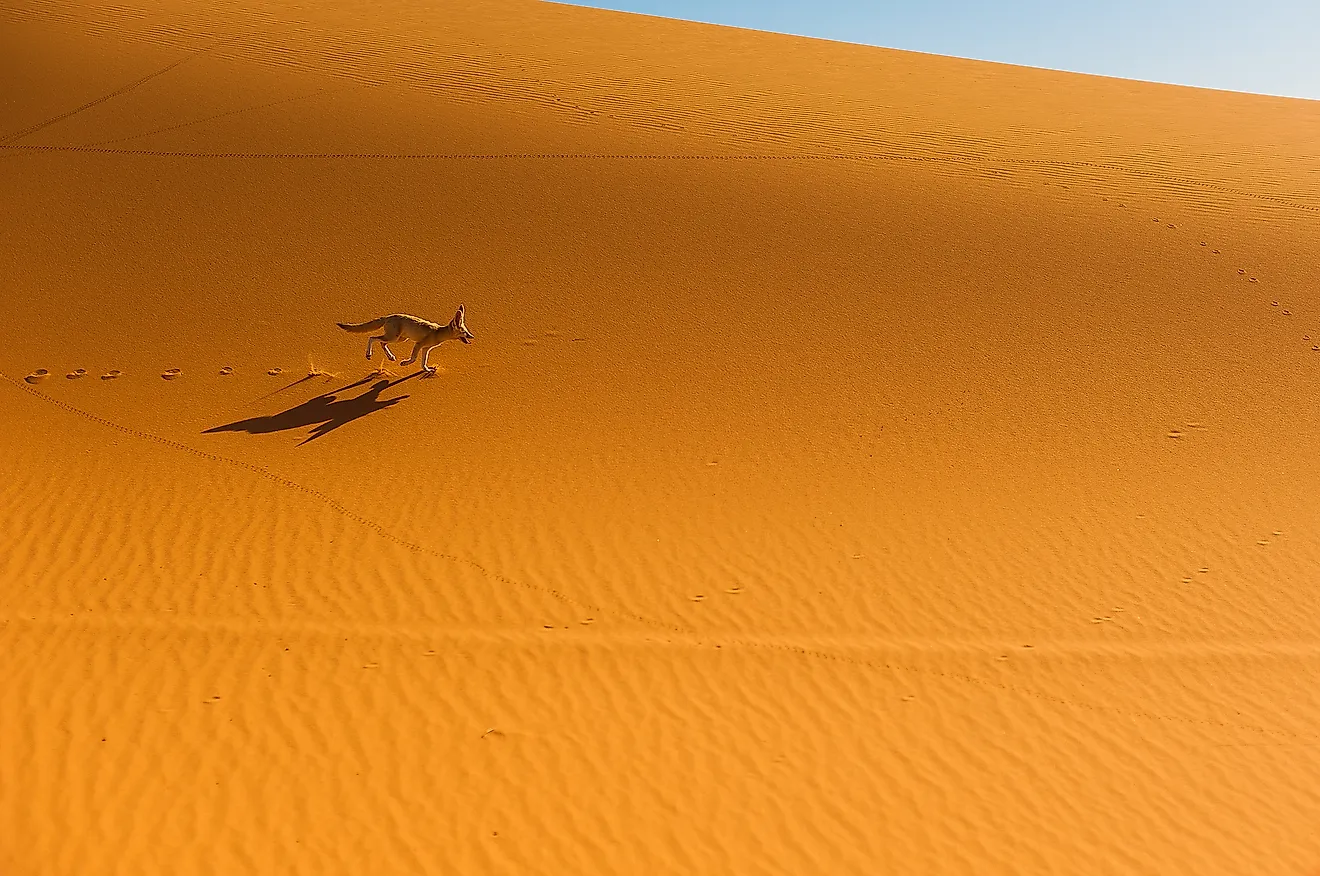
[4,1,1320,873]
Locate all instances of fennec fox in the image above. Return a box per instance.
[337,305,474,374]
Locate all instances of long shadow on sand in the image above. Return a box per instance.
[204,371,422,445]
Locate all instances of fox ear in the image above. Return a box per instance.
[454,304,465,322]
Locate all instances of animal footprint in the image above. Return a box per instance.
[66,368,87,380]
[100,370,122,380]
[24,369,50,384]
[267,367,282,376]
[219,366,234,376]
[161,368,182,380]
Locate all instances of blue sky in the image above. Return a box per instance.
[566,1,1320,100]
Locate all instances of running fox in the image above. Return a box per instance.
[337,305,474,374]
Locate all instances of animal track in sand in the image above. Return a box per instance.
[267,367,282,376]
[1166,421,1204,440]
[1123,199,1319,360]
[66,369,87,380]
[24,369,49,384]
[161,368,182,380]
[219,366,234,376]
[100,370,122,380]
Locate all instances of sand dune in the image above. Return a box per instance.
[4,0,1320,873]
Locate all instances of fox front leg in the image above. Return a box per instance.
[420,343,440,375]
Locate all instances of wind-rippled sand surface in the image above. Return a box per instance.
[3,1,1320,873]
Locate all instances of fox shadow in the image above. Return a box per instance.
[204,371,422,445]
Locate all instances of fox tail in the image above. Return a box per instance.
[337,317,386,333]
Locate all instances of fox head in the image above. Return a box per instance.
[452,304,474,344]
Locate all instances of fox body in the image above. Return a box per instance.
[337,305,473,374]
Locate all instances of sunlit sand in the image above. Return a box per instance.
[3,1,1320,873]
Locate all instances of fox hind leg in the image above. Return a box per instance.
[367,336,397,361]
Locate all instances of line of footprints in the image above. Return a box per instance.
[1091,199,1310,439]
[25,364,286,384]
[24,329,582,384]
[1091,527,1285,629]
[21,189,1307,402]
